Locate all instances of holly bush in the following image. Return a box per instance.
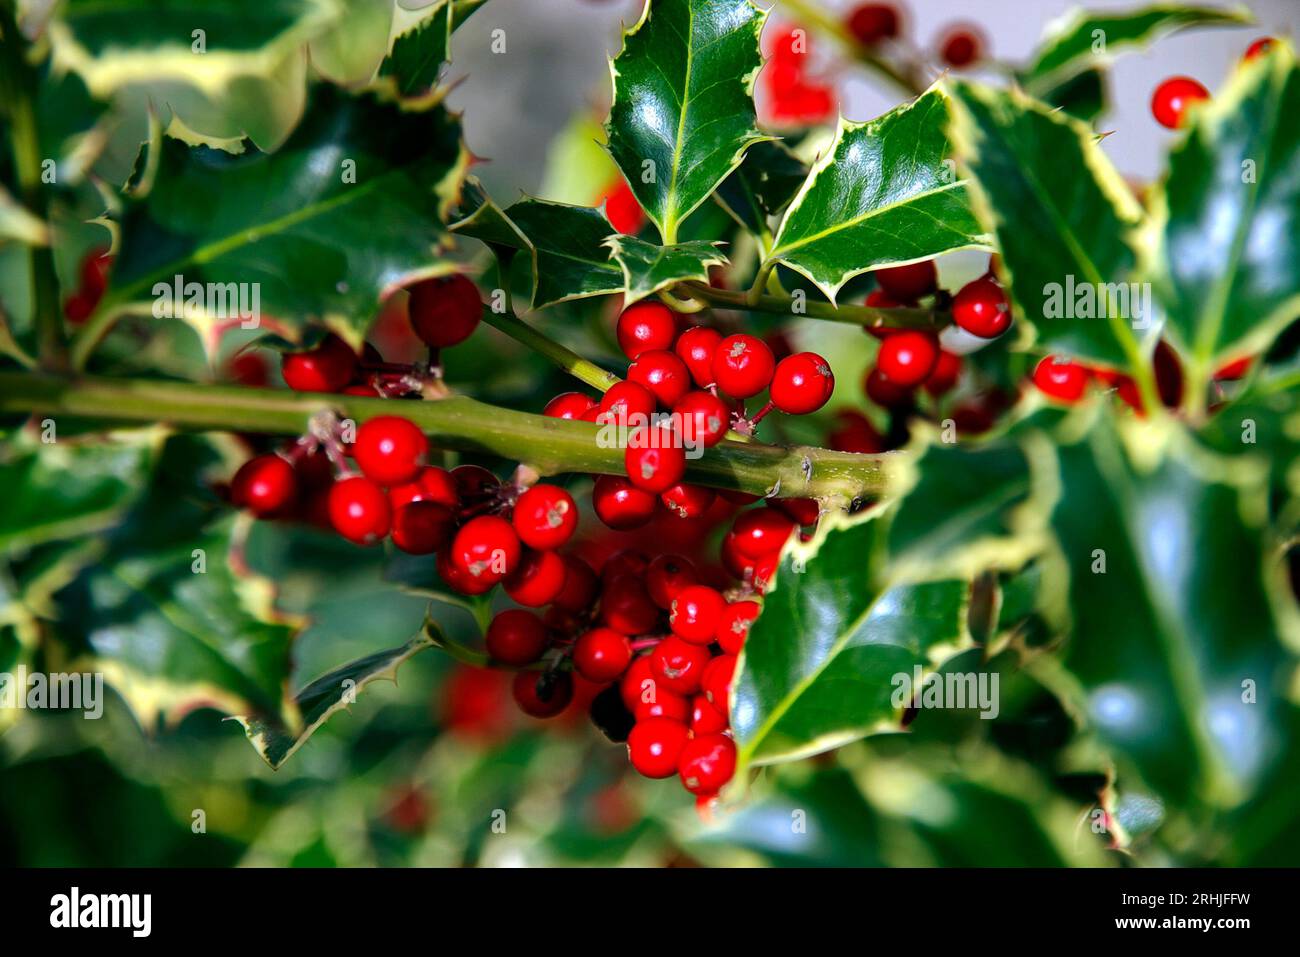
[1,0,1299,866]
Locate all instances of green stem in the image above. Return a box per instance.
[776,0,927,97]
[685,282,944,332]
[0,371,890,501]
[479,309,621,393]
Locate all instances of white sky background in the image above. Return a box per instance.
[445,0,1300,194]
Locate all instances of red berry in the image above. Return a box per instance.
[450,515,521,586]
[770,497,819,527]
[649,635,711,695]
[1032,356,1090,403]
[1151,76,1210,130]
[551,555,598,613]
[660,482,716,520]
[391,501,454,554]
[604,178,645,235]
[602,549,650,584]
[646,554,700,609]
[712,334,775,399]
[79,248,113,299]
[574,627,633,682]
[678,733,736,794]
[512,670,572,719]
[616,302,678,359]
[408,274,482,348]
[828,408,886,452]
[1215,355,1253,380]
[940,27,983,68]
[669,584,726,644]
[846,3,899,44]
[389,465,459,510]
[721,530,757,580]
[451,464,501,501]
[675,326,723,387]
[600,576,660,636]
[875,260,936,300]
[627,717,689,778]
[437,549,495,595]
[864,366,913,407]
[505,549,568,607]
[690,695,729,735]
[328,476,392,545]
[512,484,577,550]
[701,654,737,714]
[352,415,428,486]
[597,380,657,426]
[621,656,658,711]
[923,350,963,397]
[624,424,687,494]
[952,276,1011,338]
[231,454,297,516]
[770,351,835,414]
[634,686,691,722]
[673,390,731,447]
[731,508,795,561]
[1155,339,1184,408]
[716,600,760,655]
[281,334,357,393]
[628,349,691,407]
[877,330,940,388]
[486,609,549,666]
[544,392,598,420]
[1245,37,1275,61]
[593,474,658,529]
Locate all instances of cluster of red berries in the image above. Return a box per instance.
[544,301,833,531]
[1151,38,1273,130]
[1032,341,1249,412]
[762,23,836,125]
[844,3,986,69]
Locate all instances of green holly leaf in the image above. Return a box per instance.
[885,430,1051,582]
[603,235,726,305]
[1023,4,1252,95]
[1035,67,1107,124]
[605,0,769,243]
[454,196,624,309]
[731,511,973,771]
[376,0,489,96]
[947,80,1147,369]
[766,89,988,303]
[1044,406,1297,809]
[107,85,470,354]
[48,0,341,150]
[713,138,808,234]
[1151,43,1300,397]
[0,430,165,553]
[235,626,436,769]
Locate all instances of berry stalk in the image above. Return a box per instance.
[0,370,890,501]
[683,282,944,332]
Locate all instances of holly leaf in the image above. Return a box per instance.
[947,80,1147,368]
[48,0,341,150]
[1044,406,1297,809]
[766,88,988,303]
[107,85,470,354]
[603,235,726,305]
[1035,67,1107,124]
[0,429,165,553]
[454,196,624,309]
[235,626,436,770]
[605,0,769,242]
[376,0,489,96]
[713,138,808,234]
[1023,4,1252,95]
[731,511,973,771]
[310,0,395,86]
[1151,43,1300,395]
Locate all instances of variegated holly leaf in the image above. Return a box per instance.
[375,0,489,96]
[885,429,1051,582]
[454,196,623,309]
[1023,4,1252,95]
[1151,42,1300,397]
[1044,406,1297,809]
[310,0,395,86]
[604,235,726,305]
[106,85,469,354]
[713,138,808,234]
[48,0,341,150]
[947,80,1147,369]
[0,429,165,552]
[766,88,988,303]
[1035,67,1106,124]
[605,0,768,243]
[731,510,972,772]
[236,626,436,769]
